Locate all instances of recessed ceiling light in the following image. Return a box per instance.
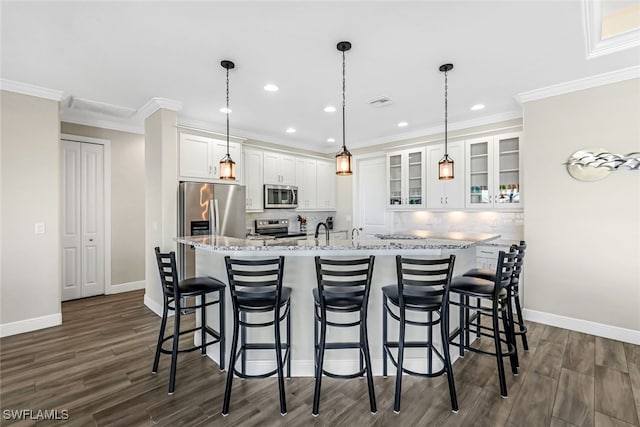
[397,121,408,127]
[324,106,336,113]
[470,104,485,111]
[286,127,296,133]
[219,107,232,114]
[264,84,279,92]
[327,137,335,143]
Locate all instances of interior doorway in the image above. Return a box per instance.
[353,155,392,234]
[60,134,111,301]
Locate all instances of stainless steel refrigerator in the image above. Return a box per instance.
[178,181,246,279]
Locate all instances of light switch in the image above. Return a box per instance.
[34,222,46,234]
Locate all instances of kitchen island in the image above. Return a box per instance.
[176,232,499,377]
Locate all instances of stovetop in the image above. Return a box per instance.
[254,218,307,239]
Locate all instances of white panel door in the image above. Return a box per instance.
[316,160,335,209]
[356,156,390,234]
[243,148,264,211]
[81,143,105,298]
[61,140,105,301]
[61,141,82,301]
[279,154,297,185]
[180,134,212,179]
[263,152,280,184]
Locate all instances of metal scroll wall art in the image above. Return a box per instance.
[565,148,640,181]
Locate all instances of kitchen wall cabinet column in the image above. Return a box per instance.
[179,133,242,182]
[386,148,425,209]
[264,151,296,185]
[316,160,336,210]
[426,141,465,209]
[295,158,317,209]
[243,148,264,212]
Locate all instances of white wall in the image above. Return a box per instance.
[523,78,640,333]
[1,91,61,332]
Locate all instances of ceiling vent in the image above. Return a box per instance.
[368,96,393,107]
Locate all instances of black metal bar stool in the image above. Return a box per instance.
[222,256,291,416]
[312,256,376,416]
[463,241,528,351]
[449,249,518,398]
[152,247,226,395]
[382,255,458,414]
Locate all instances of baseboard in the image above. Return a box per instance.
[523,309,640,345]
[107,280,145,295]
[143,294,172,318]
[0,313,62,338]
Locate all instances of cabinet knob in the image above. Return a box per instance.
[445,196,448,204]
[440,196,443,204]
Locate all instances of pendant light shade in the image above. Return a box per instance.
[438,63,454,180]
[335,41,353,176]
[219,60,236,180]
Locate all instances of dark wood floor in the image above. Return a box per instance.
[1,290,639,426]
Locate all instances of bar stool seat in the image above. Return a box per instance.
[448,276,508,298]
[312,287,363,310]
[152,247,226,395]
[381,285,442,310]
[238,287,292,309]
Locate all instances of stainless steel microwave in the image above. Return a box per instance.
[264,184,298,209]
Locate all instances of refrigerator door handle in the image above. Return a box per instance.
[211,199,220,236]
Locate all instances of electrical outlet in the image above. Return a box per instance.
[34,222,46,234]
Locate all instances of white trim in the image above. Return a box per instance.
[176,123,246,143]
[59,134,112,302]
[0,313,62,337]
[106,280,145,295]
[60,109,144,135]
[583,0,640,59]
[516,66,640,104]
[144,293,171,318]
[523,309,640,345]
[0,79,65,101]
[137,97,183,119]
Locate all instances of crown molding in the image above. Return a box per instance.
[136,97,183,119]
[516,66,640,104]
[60,109,144,135]
[0,79,65,101]
[582,0,640,59]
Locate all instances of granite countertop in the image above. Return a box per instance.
[176,232,500,256]
[375,230,500,242]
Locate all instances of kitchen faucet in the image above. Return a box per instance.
[315,222,330,245]
[351,227,362,242]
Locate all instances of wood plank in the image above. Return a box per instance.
[594,365,639,425]
[550,418,579,427]
[552,368,594,427]
[624,343,640,366]
[594,412,638,427]
[563,331,595,376]
[596,337,629,373]
[507,372,557,427]
[627,362,640,410]
[541,325,569,346]
[529,339,565,380]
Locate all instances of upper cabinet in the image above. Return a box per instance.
[316,160,336,210]
[465,132,522,209]
[243,148,264,212]
[387,148,425,209]
[426,141,465,209]
[179,133,242,182]
[264,151,296,185]
[295,158,336,211]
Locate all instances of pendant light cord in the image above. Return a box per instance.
[226,67,230,156]
[444,68,448,155]
[342,49,346,151]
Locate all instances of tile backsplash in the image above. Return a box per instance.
[246,210,337,234]
[392,211,524,241]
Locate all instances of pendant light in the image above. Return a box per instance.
[438,63,454,180]
[335,41,353,176]
[219,60,236,180]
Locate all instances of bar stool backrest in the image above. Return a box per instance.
[314,256,375,309]
[224,257,285,310]
[510,241,527,286]
[494,249,517,298]
[395,255,456,309]
[154,247,179,298]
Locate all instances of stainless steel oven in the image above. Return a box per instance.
[264,184,298,209]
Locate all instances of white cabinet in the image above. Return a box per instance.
[316,160,336,210]
[243,148,264,212]
[295,158,336,211]
[295,158,317,210]
[426,141,465,209]
[466,132,522,209]
[179,133,242,182]
[264,151,296,185]
[386,148,425,209]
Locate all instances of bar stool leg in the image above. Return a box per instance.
[393,308,406,413]
[382,296,388,378]
[513,291,528,351]
[359,320,364,376]
[168,297,181,395]
[152,296,169,374]
[274,306,287,415]
[222,311,240,416]
[441,309,459,412]
[360,310,377,414]
[219,288,226,371]
[464,295,471,350]
[476,297,481,338]
[503,294,519,373]
[201,293,207,356]
[286,302,292,379]
[458,295,465,357]
[428,312,433,373]
[492,302,508,398]
[312,312,327,416]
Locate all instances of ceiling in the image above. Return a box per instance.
[2,1,639,152]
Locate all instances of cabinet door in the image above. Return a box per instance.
[243,149,263,211]
[316,160,335,209]
[426,145,445,208]
[180,134,213,179]
[387,152,403,206]
[280,154,297,185]
[295,158,317,210]
[406,149,424,207]
[443,142,465,208]
[494,133,521,209]
[466,137,494,208]
[263,152,280,184]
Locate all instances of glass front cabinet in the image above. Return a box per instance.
[386,148,425,209]
[465,132,522,209]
